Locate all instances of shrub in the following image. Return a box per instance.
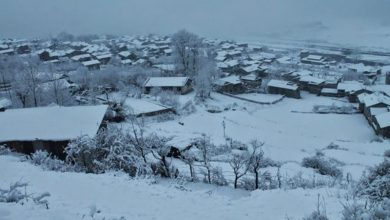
[0,181,50,208]
[211,167,228,186]
[30,150,69,172]
[341,199,390,220]
[303,211,328,220]
[357,160,390,202]
[158,90,180,110]
[0,145,11,155]
[302,156,343,178]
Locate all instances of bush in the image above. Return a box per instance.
[302,156,343,178]
[357,160,390,202]
[158,90,180,110]
[0,145,11,155]
[341,202,368,220]
[303,211,328,220]
[0,181,50,208]
[211,167,228,186]
[341,199,390,220]
[30,150,69,172]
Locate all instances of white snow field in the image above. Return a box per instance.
[1,92,388,220]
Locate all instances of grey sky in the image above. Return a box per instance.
[1,0,389,41]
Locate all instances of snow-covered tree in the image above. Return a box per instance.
[194,58,217,102]
[171,29,202,77]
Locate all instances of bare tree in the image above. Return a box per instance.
[171,29,203,77]
[197,134,213,183]
[126,115,149,164]
[248,140,265,190]
[181,150,197,181]
[149,134,175,178]
[229,150,251,189]
[23,56,41,107]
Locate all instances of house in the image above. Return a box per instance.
[213,75,246,94]
[143,77,193,95]
[123,97,174,117]
[71,54,92,62]
[373,112,390,138]
[240,73,262,91]
[348,88,373,103]
[298,76,325,94]
[267,79,301,99]
[38,50,58,62]
[337,81,364,97]
[95,53,112,65]
[0,81,12,92]
[0,97,11,111]
[320,88,339,97]
[0,48,14,56]
[16,44,31,54]
[301,55,326,65]
[0,105,108,158]
[82,60,101,70]
[360,93,390,122]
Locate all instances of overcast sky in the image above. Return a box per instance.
[1,0,390,43]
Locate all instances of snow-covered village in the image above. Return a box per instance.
[1,1,390,220]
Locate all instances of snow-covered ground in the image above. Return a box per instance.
[1,92,388,220]
[0,154,345,220]
[144,92,387,179]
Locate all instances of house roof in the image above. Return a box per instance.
[299,76,325,85]
[214,75,241,86]
[362,93,390,108]
[82,60,100,66]
[123,98,171,116]
[144,77,190,88]
[375,112,390,128]
[0,105,108,142]
[370,107,389,116]
[337,81,364,93]
[267,79,298,90]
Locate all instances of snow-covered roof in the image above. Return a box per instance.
[0,49,14,54]
[241,73,258,81]
[267,79,298,90]
[71,54,91,61]
[299,76,325,85]
[375,112,390,128]
[360,93,390,108]
[214,75,241,86]
[0,105,108,142]
[153,64,176,71]
[321,88,338,94]
[124,98,171,116]
[370,107,389,116]
[82,60,100,66]
[242,64,260,73]
[337,81,364,93]
[144,77,190,88]
[306,55,323,61]
[96,53,112,60]
[118,51,131,57]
